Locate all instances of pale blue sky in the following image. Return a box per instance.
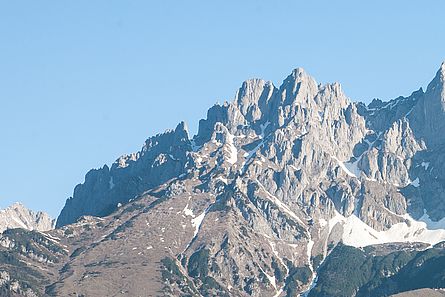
[1,0,444,217]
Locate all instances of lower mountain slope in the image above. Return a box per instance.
[0,228,68,296]
[0,184,443,296]
[308,242,445,297]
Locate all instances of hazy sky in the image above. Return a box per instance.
[1,0,444,217]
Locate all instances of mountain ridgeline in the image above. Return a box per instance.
[5,63,445,297]
[58,63,445,227]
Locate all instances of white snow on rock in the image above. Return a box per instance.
[329,210,445,247]
[411,177,420,187]
[182,204,195,217]
[421,161,430,170]
[259,265,276,289]
[307,239,314,264]
[268,240,288,274]
[419,209,445,230]
[225,131,238,164]
[259,121,270,139]
[191,211,206,237]
[273,288,284,297]
[344,160,362,178]
[242,140,264,166]
[319,218,327,228]
[215,176,228,184]
[256,180,306,226]
[333,156,359,178]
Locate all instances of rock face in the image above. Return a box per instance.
[37,62,445,296]
[56,122,192,227]
[0,202,54,233]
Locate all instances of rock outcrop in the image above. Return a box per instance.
[56,122,192,227]
[0,202,54,233]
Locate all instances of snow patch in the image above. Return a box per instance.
[267,240,289,296]
[344,160,362,178]
[273,289,284,297]
[182,204,195,217]
[259,121,270,139]
[242,140,264,167]
[256,181,306,226]
[12,216,28,229]
[306,239,314,264]
[332,156,360,178]
[191,211,206,237]
[421,162,430,170]
[225,132,238,164]
[268,240,287,272]
[43,233,60,241]
[329,210,445,247]
[259,266,276,289]
[419,209,445,230]
[216,176,228,184]
[302,232,317,297]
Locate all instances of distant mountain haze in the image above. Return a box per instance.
[0,202,54,233]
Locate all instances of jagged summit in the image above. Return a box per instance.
[289,67,308,79]
[0,202,54,233]
[427,60,445,90]
[57,63,445,227]
[402,62,445,148]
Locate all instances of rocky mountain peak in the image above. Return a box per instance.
[427,61,445,91]
[290,67,307,79]
[280,67,318,105]
[405,62,445,147]
[0,202,54,233]
[234,78,275,123]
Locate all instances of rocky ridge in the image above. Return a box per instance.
[0,203,54,233]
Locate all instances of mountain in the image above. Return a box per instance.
[1,63,445,296]
[0,202,54,233]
